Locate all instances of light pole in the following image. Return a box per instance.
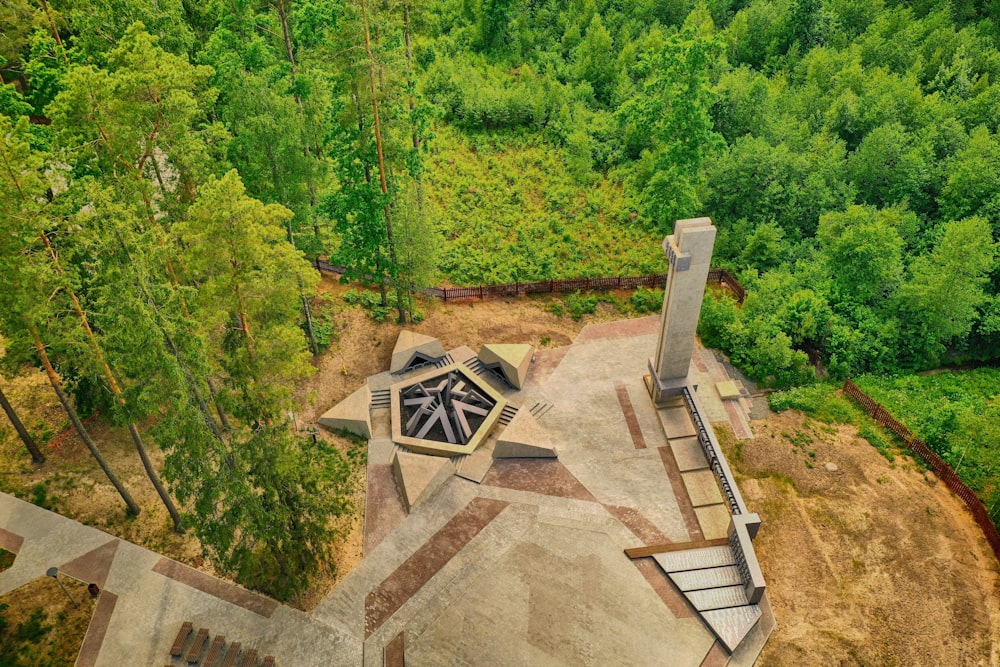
[46,567,79,608]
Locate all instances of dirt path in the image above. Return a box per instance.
[719,411,1000,666]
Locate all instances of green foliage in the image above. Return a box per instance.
[630,287,664,314]
[343,288,396,323]
[564,292,601,320]
[768,383,855,423]
[310,311,338,351]
[425,128,662,284]
[857,370,1000,522]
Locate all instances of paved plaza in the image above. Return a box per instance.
[0,316,772,666]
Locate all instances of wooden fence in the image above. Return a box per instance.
[314,259,746,304]
[843,378,1000,562]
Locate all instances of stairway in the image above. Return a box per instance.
[463,357,486,374]
[371,389,391,410]
[433,353,455,368]
[653,545,762,652]
[499,404,519,426]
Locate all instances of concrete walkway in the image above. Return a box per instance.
[0,494,361,666]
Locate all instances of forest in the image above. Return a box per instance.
[1,0,999,596]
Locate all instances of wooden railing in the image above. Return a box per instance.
[314,259,746,304]
[843,378,1000,562]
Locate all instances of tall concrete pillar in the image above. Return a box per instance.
[648,217,717,405]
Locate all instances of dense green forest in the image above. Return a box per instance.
[2,0,1000,593]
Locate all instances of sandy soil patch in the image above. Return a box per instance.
[719,411,1000,666]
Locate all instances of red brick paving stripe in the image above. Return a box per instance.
[614,382,647,449]
[152,558,278,618]
[632,558,693,619]
[482,459,597,502]
[723,399,753,439]
[0,528,23,554]
[657,446,705,542]
[75,591,118,667]
[61,538,119,589]
[604,504,671,545]
[384,631,406,667]
[364,497,509,638]
[365,463,408,555]
[523,347,569,388]
[699,640,730,667]
[575,315,659,343]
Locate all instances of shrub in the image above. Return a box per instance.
[565,292,601,320]
[630,287,663,313]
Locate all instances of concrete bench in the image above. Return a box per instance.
[170,621,193,657]
[186,628,209,664]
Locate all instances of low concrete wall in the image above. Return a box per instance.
[729,514,766,604]
[682,384,766,601]
[680,386,762,537]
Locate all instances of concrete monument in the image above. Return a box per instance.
[648,217,717,405]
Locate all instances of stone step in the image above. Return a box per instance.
[667,565,743,592]
[499,405,519,426]
[652,545,736,573]
[686,585,749,612]
[371,389,391,409]
[702,604,762,653]
[464,358,486,374]
[433,353,455,368]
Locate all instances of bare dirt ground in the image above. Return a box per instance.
[719,411,1000,666]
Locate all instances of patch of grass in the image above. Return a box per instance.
[30,481,55,511]
[0,577,96,666]
[425,127,663,285]
[769,383,856,423]
[855,369,1000,524]
[770,382,897,461]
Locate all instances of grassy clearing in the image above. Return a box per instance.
[424,127,663,285]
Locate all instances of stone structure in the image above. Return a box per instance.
[390,330,447,374]
[390,363,507,457]
[478,344,533,389]
[317,385,372,438]
[649,217,717,405]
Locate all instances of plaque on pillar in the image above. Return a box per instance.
[648,217,717,406]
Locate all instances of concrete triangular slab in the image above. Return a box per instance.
[390,331,446,373]
[478,344,533,389]
[494,409,556,458]
[455,437,496,483]
[318,385,372,438]
[393,451,454,512]
[701,604,762,652]
[60,538,120,588]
